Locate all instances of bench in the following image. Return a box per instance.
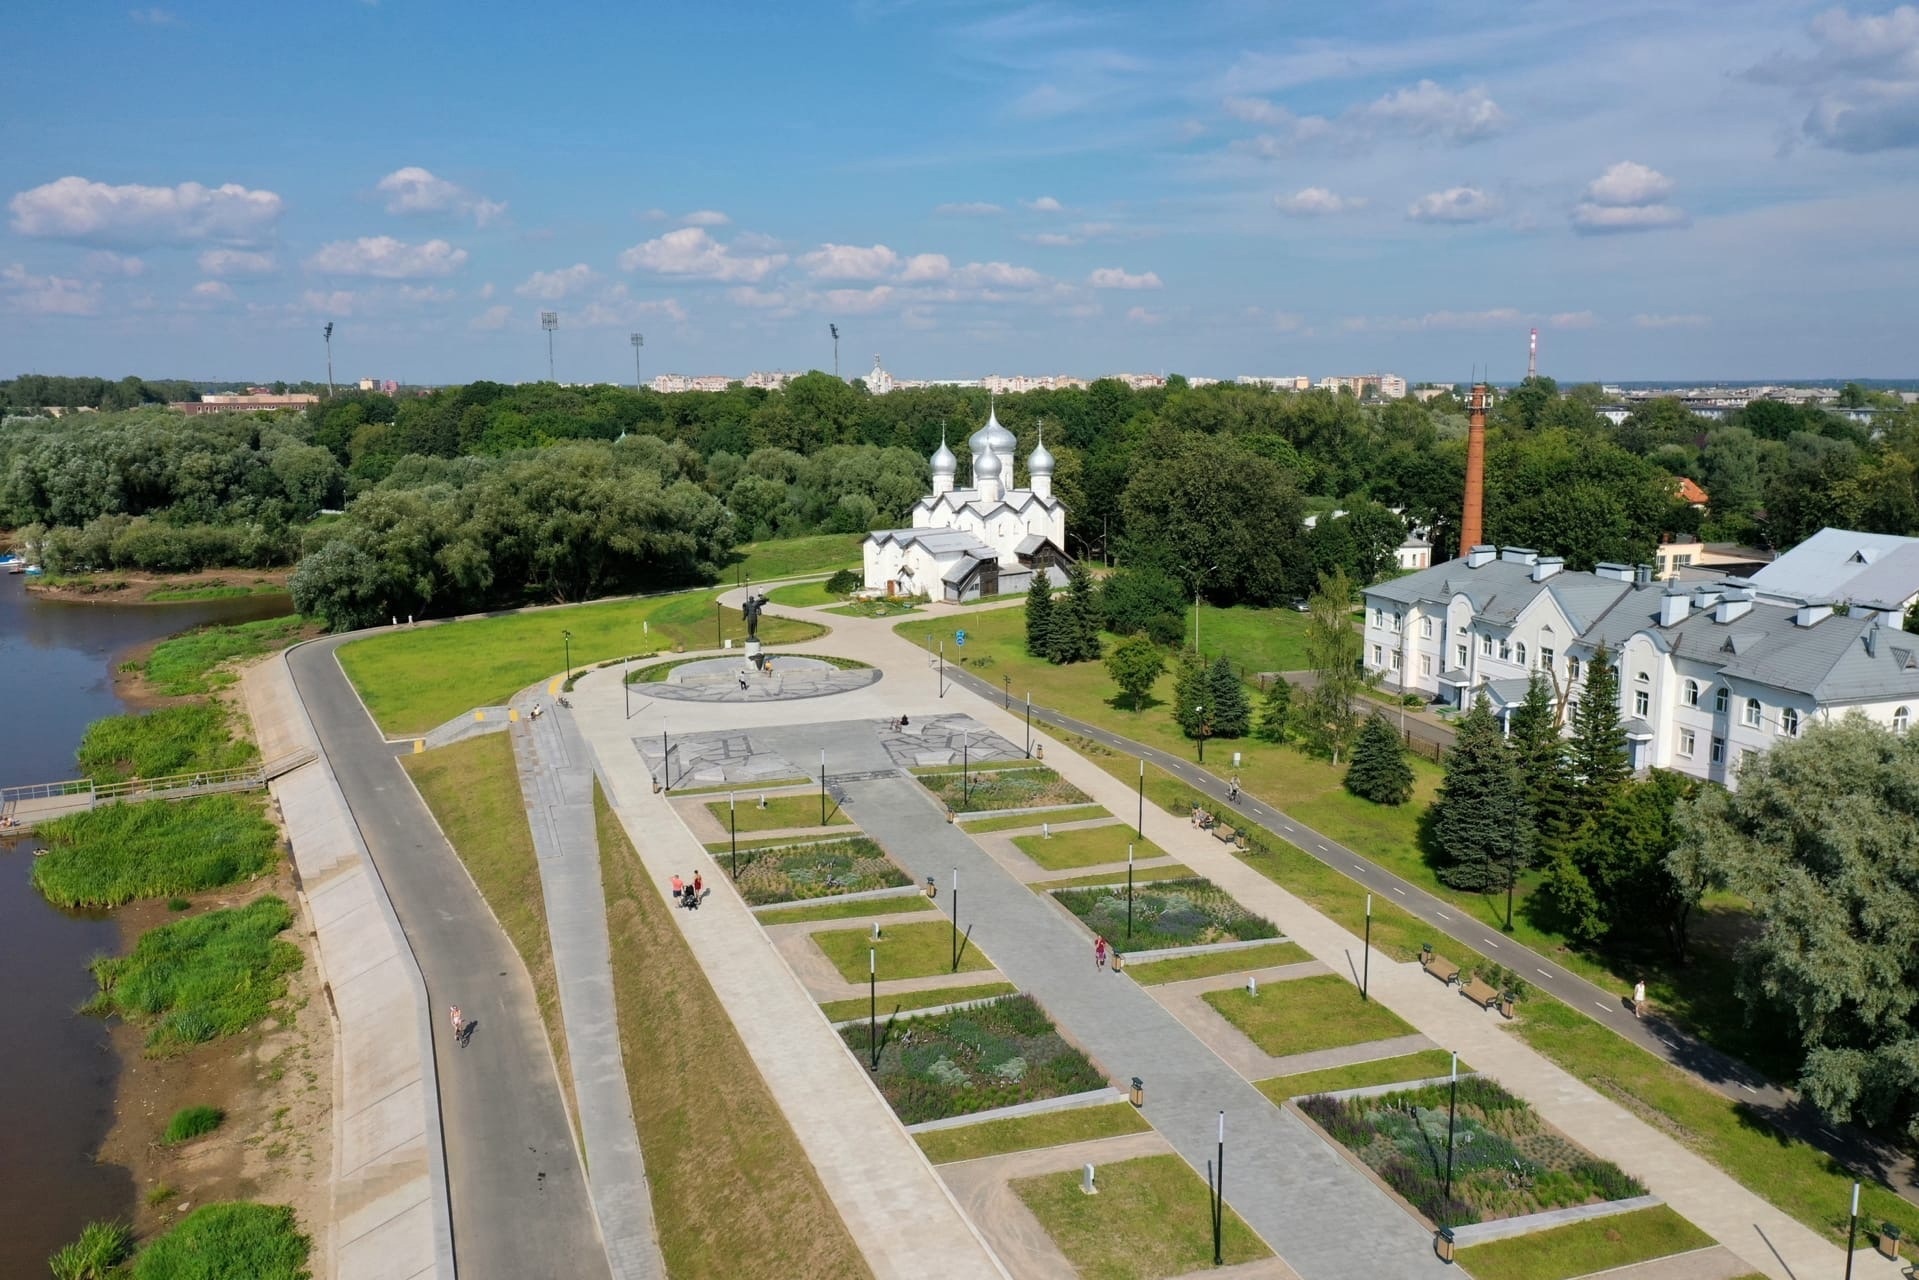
[1421,953,1461,986]
[1460,976,1500,1009]
[1212,824,1237,844]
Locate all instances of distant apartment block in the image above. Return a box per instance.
[173,392,320,415]
[1237,375,1312,391]
[649,374,732,393]
[1316,373,1407,400]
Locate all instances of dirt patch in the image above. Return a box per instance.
[28,567,292,604]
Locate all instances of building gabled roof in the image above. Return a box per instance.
[1749,527,1919,607]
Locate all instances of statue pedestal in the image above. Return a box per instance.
[746,639,764,670]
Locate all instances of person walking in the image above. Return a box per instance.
[1632,979,1647,1019]
[691,871,704,901]
[449,1005,465,1043]
[1094,935,1108,971]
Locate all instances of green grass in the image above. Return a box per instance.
[961,804,1110,833]
[756,895,935,925]
[818,981,1017,1022]
[162,1104,226,1145]
[75,703,258,782]
[1256,1049,1464,1100]
[146,579,287,602]
[1013,1153,1270,1280]
[918,765,1090,813]
[825,597,922,618]
[731,837,910,905]
[813,919,995,981]
[597,785,873,1279]
[848,994,1105,1123]
[144,615,313,696]
[338,587,828,736]
[128,1202,310,1280]
[32,793,280,908]
[765,579,842,608]
[87,896,302,1056]
[729,533,864,580]
[1053,878,1280,949]
[48,1219,134,1280]
[1453,1205,1713,1280]
[1013,826,1163,871]
[1126,941,1311,985]
[706,833,864,855]
[915,1102,1150,1164]
[909,757,1046,776]
[146,1184,177,1207]
[1512,996,1919,1247]
[1204,974,1414,1057]
[705,794,852,833]
[1028,863,1195,892]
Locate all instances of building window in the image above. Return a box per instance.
[1422,618,1435,639]
[1741,748,1758,770]
[1420,654,1433,676]
[1371,644,1383,665]
[1569,656,1583,683]
[1679,728,1696,756]
[1710,736,1725,764]
[1515,641,1528,665]
[1684,679,1701,707]
[1389,650,1402,671]
[1897,706,1911,735]
[1714,687,1729,714]
[1392,611,1403,633]
[1781,707,1800,737]
[1499,640,1512,661]
[1635,689,1650,716]
[1455,644,1468,669]
[1481,634,1494,657]
[1743,697,1761,728]
[1372,608,1383,628]
[1540,647,1555,671]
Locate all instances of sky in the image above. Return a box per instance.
[2,1,1916,385]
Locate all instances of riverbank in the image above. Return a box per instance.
[27,565,293,604]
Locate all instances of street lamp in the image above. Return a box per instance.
[541,311,559,382]
[729,791,739,879]
[1845,1181,1860,1280]
[1126,843,1135,939]
[1504,765,1521,933]
[1025,691,1033,758]
[1195,705,1210,763]
[1181,561,1219,655]
[1363,894,1373,1001]
[1208,1111,1225,1266]
[1443,1051,1460,1208]
[630,331,644,390]
[1002,673,1011,709]
[562,629,573,683]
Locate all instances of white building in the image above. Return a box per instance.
[862,407,1070,602]
[1361,541,1919,786]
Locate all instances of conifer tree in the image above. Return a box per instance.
[1025,571,1054,660]
[1044,594,1080,665]
[1065,559,1103,662]
[1568,644,1630,802]
[1433,695,1533,891]
[1254,676,1294,743]
[1172,657,1210,739]
[1206,657,1253,738]
[1508,673,1570,860]
[1345,713,1414,805]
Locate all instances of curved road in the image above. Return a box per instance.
[287,636,610,1280]
[917,639,1918,1203]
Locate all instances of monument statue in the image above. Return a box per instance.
[741,591,769,640]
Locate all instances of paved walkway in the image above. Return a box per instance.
[510,696,665,1280]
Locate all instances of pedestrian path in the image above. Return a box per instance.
[511,698,665,1280]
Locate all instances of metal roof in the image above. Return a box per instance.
[1750,528,1919,607]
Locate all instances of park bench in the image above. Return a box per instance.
[1421,951,1461,986]
[1212,824,1237,844]
[1459,975,1500,1009]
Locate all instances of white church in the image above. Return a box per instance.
[862,405,1071,601]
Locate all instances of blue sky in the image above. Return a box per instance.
[3,1,1916,384]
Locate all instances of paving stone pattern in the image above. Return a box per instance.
[642,655,882,704]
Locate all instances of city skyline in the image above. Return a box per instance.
[3,1,1916,383]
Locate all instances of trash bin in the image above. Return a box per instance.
[1129,1076,1144,1107]
[1435,1227,1456,1263]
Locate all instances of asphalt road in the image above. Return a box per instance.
[288,637,610,1280]
[932,649,1919,1203]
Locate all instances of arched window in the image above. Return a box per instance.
[1684,679,1701,707]
[1896,707,1910,735]
[1634,672,1650,717]
[1743,697,1762,728]
[1714,686,1729,714]
[1515,641,1528,664]
[1781,707,1800,737]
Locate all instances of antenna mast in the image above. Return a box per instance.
[1527,327,1538,382]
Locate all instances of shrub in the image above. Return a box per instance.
[48,1219,133,1280]
[163,1104,226,1145]
[824,568,861,596]
[729,838,909,905]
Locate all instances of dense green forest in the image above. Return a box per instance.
[4,370,1916,630]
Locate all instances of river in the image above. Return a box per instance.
[0,575,293,1275]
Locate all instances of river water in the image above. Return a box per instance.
[0,576,292,1274]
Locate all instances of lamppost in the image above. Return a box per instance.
[562,629,573,684]
[868,948,879,1071]
[961,732,971,809]
[1025,691,1033,758]
[1195,705,1210,763]
[715,600,723,649]
[1002,673,1011,709]
[1126,843,1135,940]
[630,331,644,390]
[1181,561,1219,655]
[1504,767,1521,933]
[938,639,946,697]
[1208,1111,1225,1266]
[661,729,670,793]
[1443,1051,1460,1208]
[1136,757,1145,840]
[1844,1181,1860,1280]
[820,750,828,826]
[1362,894,1373,1001]
[949,867,960,971]
[729,792,738,879]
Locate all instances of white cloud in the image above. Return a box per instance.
[570,284,687,328]
[300,290,357,317]
[1,263,101,315]
[129,7,177,23]
[1750,6,1919,152]
[1406,187,1499,223]
[515,263,599,300]
[618,227,786,282]
[680,209,730,227]
[1024,196,1064,213]
[1088,267,1162,290]
[1634,313,1710,328]
[1025,232,1083,247]
[197,248,276,276]
[1345,307,1521,332]
[1549,311,1598,329]
[935,201,1002,216]
[899,253,951,282]
[820,285,896,314]
[1571,203,1689,233]
[1584,161,1674,207]
[951,261,1048,289]
[306,236,469,279]
[1223,96,1291,126]
[190,280,235,302]
[1571,162,1686,235]
[375,167,506,226]
[1124,305,1163,325]
[470,304,512,331]
[1355,80,1504,142]
[8,176,283,247]
[85,250,147,277]
[1275,187,1366,216]
[799,243,900,280]
[727,286,789,309]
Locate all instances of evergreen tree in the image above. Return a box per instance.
[1206,657,1252,737]
[1254,676,1293,743]
[1433,696,1533,891]
[1508,673,1569,860]
[1345,713,1414,805]
[1172,657,1210,739]
[1024,572,1054,660]
[1567,645,1630,802]
[1043,595,1080,665]
[1065,560,1103,662]
[1301,568,1363,762]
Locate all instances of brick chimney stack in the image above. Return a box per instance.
[1458,383,1488,556]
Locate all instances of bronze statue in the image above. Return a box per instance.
[741,591,769,640]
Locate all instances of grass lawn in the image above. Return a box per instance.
[826,597,922,618]
[704,794,851,833]
[848,994,1105,1124]
[1127,941,1311,985]
[597,786,871,1278]
[813,919,995,981]
[1054,878,1279,949]
[756,895,934,926]
[404,734,569,1105]
[915,1102,1149,1164]
[1013,826,1162,871]
[142,614,315,697]
[1204,974,1415,1057]
[1256,1049,1464,1101]
[731,837,910,905]
[765,579,842,608]
[817,980,1017,1023]
[919,765,1090,813]
[1453,1205,1713,1280]
[1013,1153,1269,1280]
[32,793,281,909]
[338,586,827,736]
[729,533,864,580]
[76,703,257,781]
[961,804,1109,833]
[1029,863,1195,892]
[87,896,302,1056]
[128,1202,310,1280]
[705,833,852,855]
[146,578,287,602]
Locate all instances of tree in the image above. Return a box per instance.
[1674,717,1919,1142]
[1172,657,1210,739]
[1542,770,1696,953]
[1432,696,1532,891]
[1346,714,1413,805]
[1118,430,1311,605]
[1254,676,1293,743]
[1206,657,1252,738]
[1104,633,1166,711]
[1025,572,1054,659]
[1063,559,1103,662]
[1567,645,1629,803]
[1508,674,1570,859]
[1300,568,1363,762]
[1099,565,1185,646]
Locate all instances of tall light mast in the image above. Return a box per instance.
[1527,327,1538,382]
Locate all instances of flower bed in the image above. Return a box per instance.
[841,993,1107,1124]
[731,837,910,905]
[1297,1077,1645,1227]
[919,766,1090,813]
[1051,877,1280,949]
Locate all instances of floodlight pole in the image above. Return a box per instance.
[322,322,335,398]
[868,948,878,1071]
[830,323,840,378]
[541,311,559,381]
[630,332,644,390]
[950,867,959,971]
[730,792,738,879]
[1213,1111,1225,1266]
